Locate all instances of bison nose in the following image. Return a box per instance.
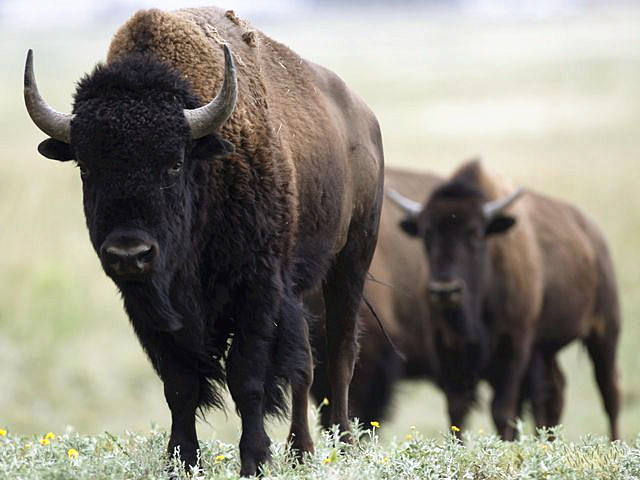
[100,234,158,278]
[428,280,464,306]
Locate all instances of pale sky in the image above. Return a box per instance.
[2,0,631,30]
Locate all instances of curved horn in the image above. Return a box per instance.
[385,188,423,216]
[24,49,74,143]
[482,187,525,220]
[184,44,238,139]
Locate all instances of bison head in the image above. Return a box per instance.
[387,174,524,343]
[24,46,238,331]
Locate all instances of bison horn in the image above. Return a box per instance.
[482,187,525,220]
[385,188,423,216]
[184,44,238,139]
[24,49,74,144]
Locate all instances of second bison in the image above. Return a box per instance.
[314,160,621,440]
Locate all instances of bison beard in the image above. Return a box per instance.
[122,277,183,333]
[118,259,309,420]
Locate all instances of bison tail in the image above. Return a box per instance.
[263,294,311,419]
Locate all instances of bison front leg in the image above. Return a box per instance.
[525,351,566,430]
[445,388,476,438]
[160,361,201,470]
[227,327,274,477]
[490,338,533,440]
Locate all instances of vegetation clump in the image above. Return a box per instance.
[1,423,638,479]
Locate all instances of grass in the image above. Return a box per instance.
[1,422,639,479]
[0,1,639,459]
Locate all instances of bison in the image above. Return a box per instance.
[23,6,384,476]
[313,161,620,441]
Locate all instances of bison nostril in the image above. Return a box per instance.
[103,248,123,267]
[428,280,464,306]
[449,292,463,303]
[135,246,157,269]
[100,238,158,277]
[428,281,463,295]
[136,245,155,263]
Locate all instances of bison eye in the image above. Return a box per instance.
[167,160,183,176]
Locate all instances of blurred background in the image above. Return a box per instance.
[1,0,639,444]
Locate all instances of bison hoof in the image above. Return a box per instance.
[239,432,271,477]
[166,439,199,478]
[288,433,315,462]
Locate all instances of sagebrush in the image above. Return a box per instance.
[1,423,639,479]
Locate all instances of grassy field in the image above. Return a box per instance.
[1,2,639,456]
[2,424,639,479]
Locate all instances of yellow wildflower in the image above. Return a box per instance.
[323,448,338,464]
[370,421,380,428]
[321,397,330,406]
[39,432,56,446]
[451,425,460,433]
[67,448,79,459]
[214,454,225,463]
[0,428,6,437]
[405,434,413,441]
[380,456,389,464]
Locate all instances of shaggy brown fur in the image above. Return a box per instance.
[108,6,382,259]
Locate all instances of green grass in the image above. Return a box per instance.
[1,422,639,479]
[1,3,640,456]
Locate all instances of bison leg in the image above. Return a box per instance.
[226,327,274,476]
[524,350,550,428]
[524,351,566,432]
[585,330,620,440]
[310,310,401,429]
[287,315,315,458]
[322,275,360,436]
[543,356,566,428]
[490,338,533,440]
[349,341,403,427]
[306,292,334,429]
[323,232,378,437]
[161,362,200,469]
[445,388,475,438]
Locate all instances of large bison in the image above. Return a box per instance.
[314,161,621,441]
[24,7,383,476]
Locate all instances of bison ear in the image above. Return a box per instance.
[485,214,516,235]
[191,134,235,160]
[399,217,420,237]
[37,138,74,161]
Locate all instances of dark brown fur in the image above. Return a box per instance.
[314,162,620,440]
